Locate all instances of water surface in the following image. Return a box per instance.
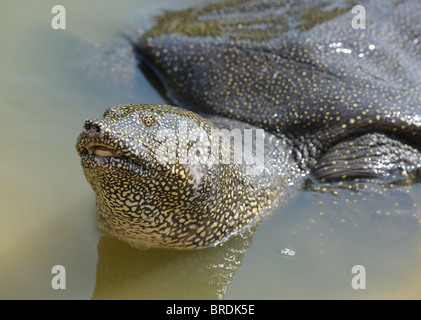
[0,0,420,299]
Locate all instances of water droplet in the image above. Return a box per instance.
[132,243,151,250]
[279,247,296,257]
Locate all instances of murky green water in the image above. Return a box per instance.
[0,0,420,299]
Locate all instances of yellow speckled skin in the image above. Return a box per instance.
[77,104,285,248]
[77,0,421,249]
[137,0,421,170]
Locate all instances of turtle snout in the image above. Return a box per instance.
[83,120,104,138]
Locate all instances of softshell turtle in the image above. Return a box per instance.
[76,0,421,249]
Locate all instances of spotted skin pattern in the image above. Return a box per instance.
[76,104,292,248]
[137,0,421,169]
[77,0,421,249]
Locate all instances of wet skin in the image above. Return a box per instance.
[77,0,421,249]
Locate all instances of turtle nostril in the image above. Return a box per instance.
[83,121,102,138]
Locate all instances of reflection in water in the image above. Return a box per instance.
[90,176,421,299]
[223,181,421,299]
[93,0,421,298]
[146,0,358,41]
[1,0,421,299]
[92,229,255,299]
[0,198,99,300]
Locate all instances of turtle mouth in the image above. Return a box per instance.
[76,132,156,176]
[80,140,134,170]
[85,142,124,158]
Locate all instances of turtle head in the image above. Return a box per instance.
[76,104,251,249]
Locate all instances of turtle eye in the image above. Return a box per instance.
[141,115,156,127]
